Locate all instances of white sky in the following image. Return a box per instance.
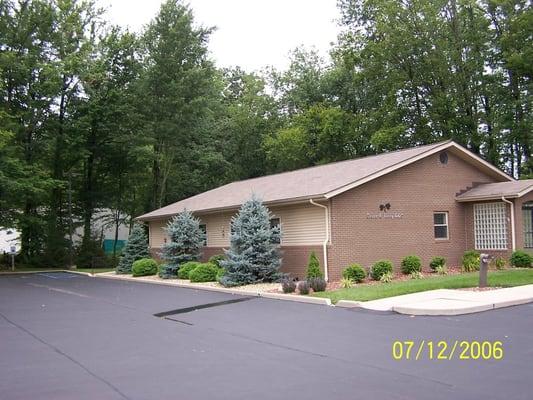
[97,0,340,72]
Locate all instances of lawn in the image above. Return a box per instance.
[313,269,533,303]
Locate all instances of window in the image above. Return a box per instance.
[270,218,281,244]
[434,212,449,239]
[523,202,533,248]
[474,203,507,250]
[199,224,207,246]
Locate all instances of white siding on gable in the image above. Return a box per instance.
[148,202,328,248]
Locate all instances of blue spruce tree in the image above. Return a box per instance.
[220,196,282,287]
[159,210,205,278]
[116,225,149,274]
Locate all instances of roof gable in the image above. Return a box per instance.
[137,140,513,220]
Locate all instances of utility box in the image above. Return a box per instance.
[479,253,491,288]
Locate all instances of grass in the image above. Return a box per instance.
[0,265,114,274]
[313,269,533,303]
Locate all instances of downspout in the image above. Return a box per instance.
[501,196,516,251]
[310,199,329,282]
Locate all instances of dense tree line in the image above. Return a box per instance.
[0,0,530,266]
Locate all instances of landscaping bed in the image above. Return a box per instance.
[313,269,533,303]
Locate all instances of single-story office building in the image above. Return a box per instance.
[137,140,533,281]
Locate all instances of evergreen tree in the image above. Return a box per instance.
[220,196,282,287]
[159,210,204,277]
[306,251,323,279]
[116,225,149,274]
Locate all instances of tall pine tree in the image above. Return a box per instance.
[220,196,282,287]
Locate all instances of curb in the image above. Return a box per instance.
[392,303,494,316]
[260,292,332,306]
[335,300,362,308]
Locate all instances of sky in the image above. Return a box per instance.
[97,0,341,72]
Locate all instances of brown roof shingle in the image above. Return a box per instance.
[456,180,533,201]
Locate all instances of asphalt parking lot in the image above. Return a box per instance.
[1,272,532,400]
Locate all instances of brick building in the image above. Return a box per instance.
[137,141,533,281]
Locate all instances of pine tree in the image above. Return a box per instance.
[306,251,323,279]
[220,196,282,287]
[116,225,149,274]
[159,210,204,278]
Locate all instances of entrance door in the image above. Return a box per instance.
[522,202,533,248]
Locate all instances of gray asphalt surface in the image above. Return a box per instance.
[0,272,531,400]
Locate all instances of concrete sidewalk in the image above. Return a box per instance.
[356,284,533,315]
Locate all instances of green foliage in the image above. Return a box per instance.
[492,257,506,270]
[371,260,393,281]
[306,252,323,279]
[281,278,296,293]
[401,255,422,275]
[132,258,158,277]
[342,264,366,283]
[116,226,150,274]
[189,263,218,283]
[160,210,205,270]
[158,264,178,279]
[177,261,201,279]
[297,280,310,295]
[75,238,105,269]
[208,254,226,268]
[410,271,423,280]
[340,277,353,288]
[219,197,282,287]
[462,250,480,272]
[429,256,446,271]
[510,250,533,268]
[379,272,394,283]
[309,277,327,292]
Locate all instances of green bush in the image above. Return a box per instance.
[178,261,201,279]
[306,251,323,279]
[342,264,366,283]
[429,256,446,271]
[462,250,480,272]
[208,254,226,268]
[379,271,393,283]
[401,255,422,274]
[510,250,533,268]
[132,258,158,277]
[492,257,506,270]
[370,260,393,281]
[189,263,218,283]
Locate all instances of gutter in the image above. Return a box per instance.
[501,196,516,251]
[309,199,329,282]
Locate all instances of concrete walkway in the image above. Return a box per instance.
[355,284,533,315]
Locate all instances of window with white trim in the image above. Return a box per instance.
[474,202,508,250]
[199,224,207,246]
[270,218,281,244]
[434,212,449,239]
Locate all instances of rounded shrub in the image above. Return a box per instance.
[342,264,366,283]
[370,260,393,281]
[462,250,480,272]
[189,263,219,283]
[208,254,226,268]
[429,256,446,271]
[510,250,532,268]
[132,258,158,277]
[401,255,422,274]
[309,277,327,292]
[281,278,296,293]
[492,257,506,270]
[298,280,310,295]
[177,261,201,279]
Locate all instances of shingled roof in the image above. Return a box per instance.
[456,180,533,202]
[137,140,512,220]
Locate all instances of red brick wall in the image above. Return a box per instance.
[328,151,497,280]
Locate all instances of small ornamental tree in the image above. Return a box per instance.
[306,251,323,279]
[159,210,205,276]
[219,196,282,287]
[116,225,150,274]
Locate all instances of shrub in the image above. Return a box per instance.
[208,254,226,268]
[510,250,533,268]
[342,264,366,283]
[177,261,201,279]
[216,267,225,281]
[298,280,310,295]
[220,196,282,287]
[189,263,218,283]
[76,237,106,269]
[309,277,327,292]
[340,277,353,288]
[436,265,448,275]
[429,256,446,271]
[281,278,296,293]
[462,250,480,272]
[306,251,323,279]
[410,271,423,279]
[401,255,422,274]
[116,225,149,274]
[380,271,393,283]
[158,263,178,279]
[371,260,393,281]
[492,257,506,270]
[132,258,158,277]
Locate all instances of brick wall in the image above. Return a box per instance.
[328,150,498,280]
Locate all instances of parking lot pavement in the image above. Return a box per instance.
[1,272,532,400]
